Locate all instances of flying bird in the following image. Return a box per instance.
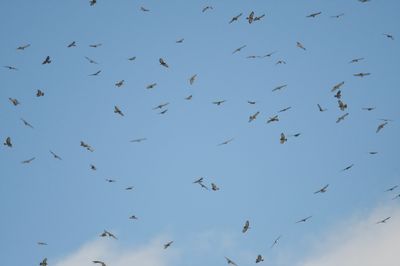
[270,235,281,248]
[376,217,391,224]
[362,107,375,111]
[189,74,197,85]
[9,97,20,106]
[115,80,124,87]
[254,14,265,22]
[278,106,291,113]
[85,56,98,64]
[232,45,246,54]
[242,220,250,233]
[383,33,394,40]
[89,70,101,76]
[331,81,344,92]
[36,89,44,97]
[67,41,76,48]
[159,109,168,114]
[89,0,96,6]
[4,137,12,147]
[336,113,349,123]
[296,216,312,223]
[42,56,51,64]
[349,57,364,63]
[213,100,226,106]
[296,41,306,50]
[126,186,134,190]
[280,133,287,144]
[331,13,344,18]
[376,122,388,133]
[202,6,213,12]
[140,6,150,12]
[89,43,102,48]
[334,90,342,99]
[105,178,116,183]
[90,164,97,170]
[37,242,48,245]
[317,104,327,112]
[40,258,48,266]
[50,150,62,160]
[211,183,220,191]
[261,51,277,58]
[114,106,124,116]
[275,60,286,65]
[353,72,370,77]
[392,194,400,200]
[185,95,193,100]
[21,118,34,128]
[267,115,279,123]
[93,261,106,266]
[130,138,147,143]
[341,164,354,172]
[338,100,347,111]
[164,241,173,249]
[249,111,260,122]
[272,84,287,92]
[21,157,35,164]
[314,184,329,194]
[80,141,94,152]
[255,255,264,263]
[17,44,30,50]
[176,38,184,43]
[385,185,398,192]
[247,100,256,104]
[159,58,169,68]
[146,83,157,89]
[100,230,117,239]
[129,215,138,220]
[4,65,18,70]
[229,13,242,24]
[368,151,378,155]
[193,177,204,184]
[153,102,169,110]
[306,12,321,18]
[358,0,371,2]
[128,56,136,61]
[246,11,254,24]
[218,138,234,146]
[225,257,238,266]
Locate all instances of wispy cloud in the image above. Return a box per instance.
[55,236,180,266]
[298,204,400,266]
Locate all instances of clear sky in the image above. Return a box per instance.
[1,1,399,266]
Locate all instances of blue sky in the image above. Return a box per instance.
[1,1,399,265]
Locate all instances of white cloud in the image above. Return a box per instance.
[299,204,400,266]
[55,236,180,266]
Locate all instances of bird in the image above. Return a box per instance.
[21,157,35,164]
[354,72,370,77]
[358,0,371,2]
[385,185,398,192]
[267,115,279,123]
[225,257,238,266]
[146,83,157,89]
[290,133,302,137]
[270,235,281,248]
[80,141,94,152]
[37,242,48,245]
[202,6,213,12]
[280,133,287,144]
[314,184,329,194]
[176,38,184,43]
[115,80,124,87]
[164,241,173,249]
[159,109,168,115]
[362,107,375,111]
[296,41,306,50]
[129,215,138,220]
[317,104,327,112]
[17,44,30,50]
[93,261,106,266]
[36,89,44,97]
[349,57,364,63]
[21,118,34,129]
[249,111,260,122]
[42,56,51,64]
[9,97,20,106]
[247,100,256,104]
[331,81,344,92]
[153,103,169,110]
[185,95,193,100]
[242,220,250,233]
[341,164,354,172]
[211,183,220,191]
[159,58,169,68]
[193,177,204,184]
[40,258,48,266]
[218,138,234,146]
[85,56,98,64]
[368,151,378,155]
[278,106,291,113]
[376,217,391,224]
[246,11,254,24]
[189,74,197,85]
[261,51,277,58]
[89,70,101,76]
[376,122,388,133]
[296,216,312,223]
[4,65,18,70]
[213,100,226,106]
[105,178,116,183]
[90,164,97,171]
[272,84,287,92]
[229,13,242,24]
[254,14,265,22]
[334,90,342,99]
[128,56,136,61]
[140,6,150,12]
[275,60,286,65]
[336,113,349,123]
[392,194,400,200]
[246,55,259,59]
[383,33,394,40]
[89,43,102,48]
[331,13,344,18]
[130,138,147,143]
[232,45,246,54]
[306,12,322,18]
[338,100,347,111]
[50,150,62,160]
[255,255,264,263]
[126,186,134,190]
[114,106,124,116]
[100,230,117,239]
[4,137,12,147]
[89,0,96,6]
[67,41,76,48]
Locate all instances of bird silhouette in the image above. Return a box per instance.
[164,241,173,249]
[17,44,30,50]
[255,255,264,263]
[67,41,76,48]
[296,216,312,223]
[50,150,62,160]
[376,217,391,224]
[4,137,12,147]
[232,45,246,54]
[376,122,388,133]
[42,56,51,64]
[114,106,124,116]
[21,118,34,129]
[317,104,327,112]
[225,257,238,266]
[336,113,349,123]
[21,157,35,164]
[314,184,329,194]
[159,58,169,68]
[36,89,44,97]
[249,111,260,122]
[229,13,242,24]
[100,230,117,239]
[242,220,250,233]
[306,12,322,18]
[280,133,287,144]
